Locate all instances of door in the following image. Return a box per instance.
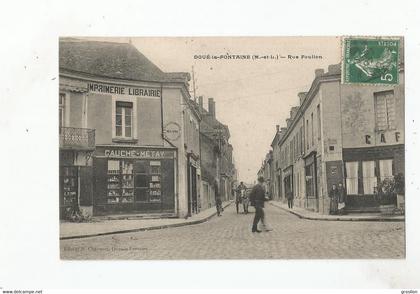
[190,166,198,214]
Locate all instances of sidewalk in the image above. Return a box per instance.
[269,201,405,222]
[60,201,232,240]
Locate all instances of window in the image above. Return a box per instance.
[300,126,304,154]
[317,104,321,141]
[379,159,393,181]
[362,161,377,194]
[345,159,394,196]
[311,112,314,146]
[375,91,396,131]
[306,119,309,150]
[305,164,315,197]
[59,93,65,130]
[107,160,135,203]
[116,101,133,138]
[345,161,359,195]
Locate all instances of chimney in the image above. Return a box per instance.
[298,92,307,105]
[198,96,203,113]
[315,68,325,78]
[208,98,216,118]
[276,125,280,132]
[286,118,291,127]
[290,106,299,120]
[328,64,341,74]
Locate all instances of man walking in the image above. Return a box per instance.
[236,181,246,214]
[249,176,269,233]
[214,180,222,216]
[235,182,244,214]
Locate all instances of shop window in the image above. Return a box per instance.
[305,164,315,197]
[107,159,134,203]
[345,161,359,195]
[362,161,377,194]
[61,166,78,206]
[379,159,393,181]
[375,91,396,131]
[134,160,162,203]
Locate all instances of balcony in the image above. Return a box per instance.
[59,127,95,150]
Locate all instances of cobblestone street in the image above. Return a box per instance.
[60,204,405,259]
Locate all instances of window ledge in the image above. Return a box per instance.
[112,138,138,144]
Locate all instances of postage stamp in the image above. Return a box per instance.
[342,37,400,85]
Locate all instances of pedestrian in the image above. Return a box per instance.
[249,176,270,233]
[214,180,222,216]
[242,188,250,214]
[337,182,347,215]
[287,190,294,209]
[329,184,339,215]
[236,181,246,214]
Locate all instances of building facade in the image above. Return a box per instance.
[195,96,237,210]
[268,61,404,214]
[59,38,200,218]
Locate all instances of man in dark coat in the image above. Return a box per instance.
[214,180,222,216]
[249,176,267,233]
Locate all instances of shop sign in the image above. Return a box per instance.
[88,82,161,98]
[96,147,175,159]
[365,131,401,144]
[163,122,181,141]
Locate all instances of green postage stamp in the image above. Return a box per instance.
[342,37,400,85]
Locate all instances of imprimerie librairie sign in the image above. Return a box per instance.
[88,82,161,97]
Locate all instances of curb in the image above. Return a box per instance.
[60,201,233,240]
[269,202,405,222]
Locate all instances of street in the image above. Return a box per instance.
[60,204,405,260]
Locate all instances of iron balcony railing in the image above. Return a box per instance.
[59,127,95,150]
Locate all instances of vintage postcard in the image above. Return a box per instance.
[59,36,405,260]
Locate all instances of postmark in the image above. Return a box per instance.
[342,37,400,85]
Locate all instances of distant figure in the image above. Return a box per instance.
[242,187,250,214]
[287,190,294,209]
[337,182,347,215]
[236,182,246,214]
[249,176,270,233]
[329,184,339,215]
[214,180,222,216]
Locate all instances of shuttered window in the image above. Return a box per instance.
[375,91,396,131]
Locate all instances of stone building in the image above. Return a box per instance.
[59,38,200,219]
[195,96,237,209]
[271,61,404,214]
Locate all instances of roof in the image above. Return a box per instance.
[59,38,190,84]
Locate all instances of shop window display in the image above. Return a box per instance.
[107,159,134,203]
[62,166,78,206]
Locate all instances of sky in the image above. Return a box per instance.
[84,37,342,183]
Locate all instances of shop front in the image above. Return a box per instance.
[342,144,404,212]
[283,165,293,204]
[304,152,318,211]
[93,145,177,216]
[187,153,201,216]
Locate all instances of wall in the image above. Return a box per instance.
[162,86,189,217]
[340,73,404,149]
